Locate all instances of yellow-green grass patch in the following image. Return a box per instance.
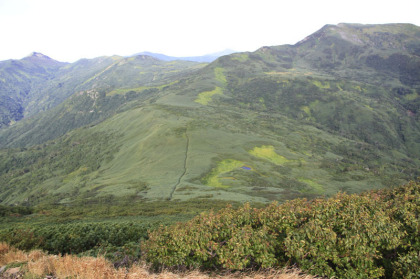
[214,67,227,84]
[203,159,243,188]
[249,145,289,165]
[353,85,364,92]
[301,106,311,116]
[404,91,418,101]
[312,80,330,89]
[298,178,324,193]
[195,86,223,105]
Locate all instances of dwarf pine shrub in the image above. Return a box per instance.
[144,181,420,279]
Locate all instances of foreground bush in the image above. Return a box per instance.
[144,181,420,279]
[0,222,148,255]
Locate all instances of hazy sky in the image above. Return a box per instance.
[1,0,419,62]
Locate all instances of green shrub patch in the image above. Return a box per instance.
[144,181,420,278]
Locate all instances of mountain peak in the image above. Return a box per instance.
[296,23,420,50]
[22,52,66,68]
[26,52,52,59]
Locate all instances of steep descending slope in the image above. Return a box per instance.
[0,23,419,206]
[31,54,203,117]
[23,55,122,117]
[0,53,66,127]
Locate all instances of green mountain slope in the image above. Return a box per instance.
[0,23,419,206]
[0,55,205,147]
[0,53,65,128]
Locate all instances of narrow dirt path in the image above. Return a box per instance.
[168,127,189,200]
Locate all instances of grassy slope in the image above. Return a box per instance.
[1,78,417,205]
[0,23,419,207]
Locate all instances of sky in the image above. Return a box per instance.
[0,0,419,62]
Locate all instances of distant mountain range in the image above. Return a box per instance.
[131,49,237,62]
[0,23,419,207]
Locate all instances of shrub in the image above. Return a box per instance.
[0,222,149,255]
[144,181,420,278]
[284,193,403,278]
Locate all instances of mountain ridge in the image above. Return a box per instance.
[0,48,238,128]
